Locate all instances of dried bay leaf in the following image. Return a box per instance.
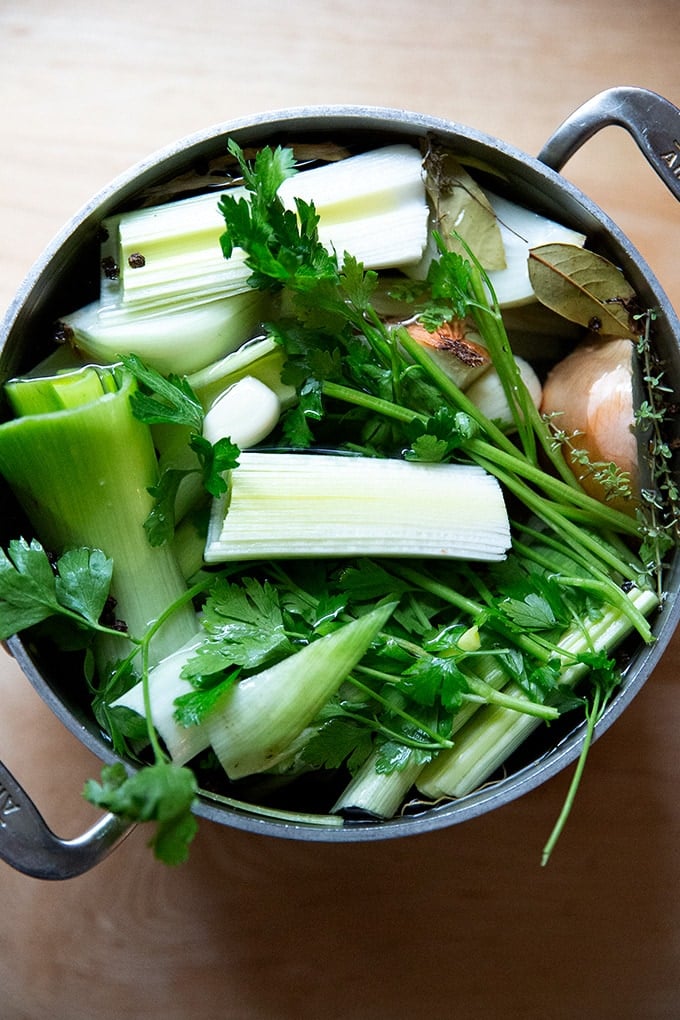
[528,243,638,339]
[424,148,506,270]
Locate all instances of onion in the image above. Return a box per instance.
[540,336,639,512]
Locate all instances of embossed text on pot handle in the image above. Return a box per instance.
[538,86,680,202]
[0,757,133,880]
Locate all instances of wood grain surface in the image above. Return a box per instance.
[0,2,679,1017]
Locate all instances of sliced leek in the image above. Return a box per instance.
[0,364,198,665]
[98,145,428,314]
[204,453,512,564]
[112,631,208,766]
[60,289,267,376]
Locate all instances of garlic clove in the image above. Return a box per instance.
[465,356,542,431]
[203,376,281,449]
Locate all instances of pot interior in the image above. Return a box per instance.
[2,107,679,840]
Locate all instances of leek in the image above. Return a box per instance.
[0,364,198,665]
[97,145,428,314]
[204,453,511,564]
[187,335,296,411]
[112,630,208,765]
[60,289,267,376]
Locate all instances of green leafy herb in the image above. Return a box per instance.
[0,538,114,640]
[83,761,198,866]
[121,353,240,545]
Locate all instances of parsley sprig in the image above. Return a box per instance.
[120,353,240,547]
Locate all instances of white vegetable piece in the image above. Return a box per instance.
[484,193,587,307]
[204,453,512,563]
[60,289,265,376]
[202,376,281,448]
[100,145,429,311]
[207,602,397,780]
[277,143,429,269]
[464,355,542,431]
[112,632,209,766]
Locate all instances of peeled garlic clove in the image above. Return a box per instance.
[465,356,542,431]
[404,321,492,390]
[203,376,281,448]
[540,336,638,511]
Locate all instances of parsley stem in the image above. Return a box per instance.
[347,671,454,748]
[321,380,426,424]
[466,438,639,537]
[475,457,640,583]
[541,685,602,866]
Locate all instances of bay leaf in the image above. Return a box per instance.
[528,243,638,339]
[424,148,506,270]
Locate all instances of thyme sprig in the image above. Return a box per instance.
[634,309,680,598]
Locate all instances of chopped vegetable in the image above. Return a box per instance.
[0,364,197,665]
[208,600,397,779]
[60,289,267,376]
[204,453,511,563]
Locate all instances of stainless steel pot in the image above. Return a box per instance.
[2,86,679,879]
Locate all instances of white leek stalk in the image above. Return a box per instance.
[99,145,428,313]
[113,630,208,765]
[187,336,296,411]
[204,453,511,564]
[60,289,267,376]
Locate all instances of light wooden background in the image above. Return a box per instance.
[1,2,679,1017]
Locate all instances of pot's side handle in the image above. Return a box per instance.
[0,758,133,880]
[538,86,680,202]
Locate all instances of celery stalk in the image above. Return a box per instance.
[0,364,198,665]
[332,652,512,818]
[208,601,397,780]
[416,586,659,800]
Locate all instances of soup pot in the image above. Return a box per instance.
[1,86,679,879]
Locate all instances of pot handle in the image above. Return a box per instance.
[538,86,680,202]
[0,757,133,880]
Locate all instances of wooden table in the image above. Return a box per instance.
[1,2,679,1017]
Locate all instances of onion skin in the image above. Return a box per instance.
[540,336,639,514]
[404,321,491,390]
